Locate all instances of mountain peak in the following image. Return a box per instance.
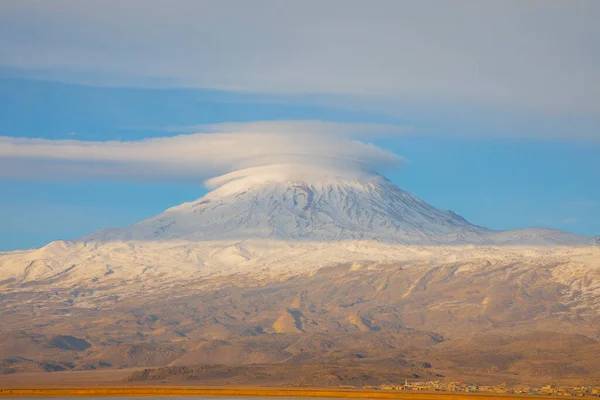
[82,172,597,247]
[203,164,382,195]
[84,174,486,244]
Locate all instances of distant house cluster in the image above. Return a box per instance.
[348,380,600,397]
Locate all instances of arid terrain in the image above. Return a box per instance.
[3,0,600,394]
[1,241,600,387]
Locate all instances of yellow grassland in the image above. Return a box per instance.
[0,387,580,399]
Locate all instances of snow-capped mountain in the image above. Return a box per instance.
[2,170,599,380]
[83,172,596,246]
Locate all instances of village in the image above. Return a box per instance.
[351,381,600,397]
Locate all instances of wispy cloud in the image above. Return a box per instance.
[0,121,403,187]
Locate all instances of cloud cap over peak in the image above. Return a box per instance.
[0,121,404,187]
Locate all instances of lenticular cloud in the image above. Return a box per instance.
[0,121,404,188]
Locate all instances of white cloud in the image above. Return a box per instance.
[0,121,404,186]
[0,0,599,118]
[162,120,412,138]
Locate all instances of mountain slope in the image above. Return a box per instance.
[84,176,486,244]
[2,243,600,383]
[1,173,599,384]
[83,175,595,246]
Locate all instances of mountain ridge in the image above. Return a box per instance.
[82,174,596,246]
[1,172,599,384]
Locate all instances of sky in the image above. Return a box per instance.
[0,0,599,250]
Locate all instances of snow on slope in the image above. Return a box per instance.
[83,174,489,245]
[0,168,596,285]
[83,170,596,246]
[1,239,598,289]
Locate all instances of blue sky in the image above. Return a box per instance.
[1,77,598,250]
[0,1,599,250]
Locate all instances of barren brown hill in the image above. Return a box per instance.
[1,245,600,386]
